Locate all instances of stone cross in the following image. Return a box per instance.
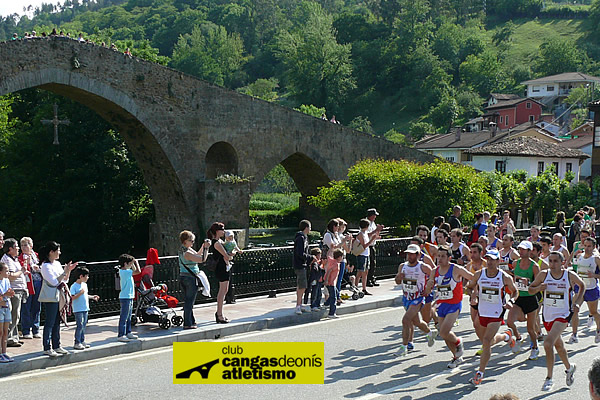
[41,103,70,145]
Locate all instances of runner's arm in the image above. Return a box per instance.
[503,272,519,303]
[394,265,405,285]
[568,270,585,310]
[528,271,548,294]
[465,270,481,294]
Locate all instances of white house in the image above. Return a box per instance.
[558,122,595,178]
[464,137,588,182]
[486,93,522,108]
[521,72,600,105]
[414,129,511,163]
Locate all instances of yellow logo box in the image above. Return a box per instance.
[173,342,325,384]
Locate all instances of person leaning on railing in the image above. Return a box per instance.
[178,230,210,330]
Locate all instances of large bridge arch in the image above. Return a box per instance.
[0,67,191,254]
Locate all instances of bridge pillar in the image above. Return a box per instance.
[198,180,251,238]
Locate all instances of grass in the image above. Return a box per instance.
[486,18,588,66]
[250,192,300,211]
[249,192,301,228]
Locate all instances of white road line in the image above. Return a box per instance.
[0,347,174,383]
[0,307,399,382]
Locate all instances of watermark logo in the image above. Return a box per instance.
[173,342,324,384]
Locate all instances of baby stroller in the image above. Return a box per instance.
[131,283,183,329]
[339,265,364,300]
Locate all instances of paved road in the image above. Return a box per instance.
[2,302,598,400]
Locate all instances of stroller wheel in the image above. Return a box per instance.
[159,319,171,330]
[358,291,365,298]
[172,315,184,326]
[352,293,359,300]
[131,315,138,326]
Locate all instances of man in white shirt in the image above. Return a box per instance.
[366,208,383,287]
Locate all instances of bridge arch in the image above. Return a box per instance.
[0,67,191,254]
[205,141,239,179]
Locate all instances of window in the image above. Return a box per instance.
[532,86,540,92]
[529,115,535,123]
[445,156,455,162]
[547,85,554,91]
[495,160,506,173]
[499,116,504,123]
[526,102,532,109]
[537,161,544,175]
[461,153,472,162]
[506,115,510,126]
[566,163,572,173]
[552,162,559,175]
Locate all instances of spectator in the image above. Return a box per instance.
[335,219,352,305]
[590,356,600,400]
[554,211,567,238]
[11,33,17,40]
[39,241,77,357]
[366,208,383,287]
[78,33,85,43]
[321,113,327,120]
[323,249,344,319]
[69,267,99,350]
[117,254,140,342]
[0,262,15,362]
[0,231,4,257]
[178,230,210,329]
[50,28,57,36]
[1,239,26,347]
[19,237,42,339]
[449,206,462,230]
[432,216,445,244]
[356,218,380,295]
[568,213,583,252]
[308,248,324,311]
[207,222,232,323]
[293,220,314,315]
[499,210,516,237]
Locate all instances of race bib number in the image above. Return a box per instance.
[436,285,452,300]
[545,291,566,308]
[481,287,499,304]
[403,279,418,294]
[499,263,509,271]
[577,269,589,278]
[515,277,529,291]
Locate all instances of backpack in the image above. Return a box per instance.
[467,225,479,246]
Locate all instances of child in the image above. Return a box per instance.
[70,267,100,350]
[0,263,15,362]
[223,231,242,272]
[308,248,324,311]
[117,254,141,342]
[323,249,344,319]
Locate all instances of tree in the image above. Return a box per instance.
[384,128,408,145]
[274,2,355,110]
[237,78,279,102]
[309,159,496,230]
[408,121,435,140]
[294,104,326,118]
[349,116,374,133]
[459,49,508,96]
[427,96,459,132]
[535,39,583,77]
[171,23,246,87]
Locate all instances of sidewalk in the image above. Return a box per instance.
[0,279,402,376]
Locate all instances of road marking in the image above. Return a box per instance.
[0,307,399,381]
[0,347,174,383]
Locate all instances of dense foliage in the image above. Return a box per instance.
[0,91,153,261]
[2,0,600,135]
[309,159,496,230]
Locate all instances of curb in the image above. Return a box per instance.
[0,294,402,376]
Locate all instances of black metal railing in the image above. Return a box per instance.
[69,228,535,318]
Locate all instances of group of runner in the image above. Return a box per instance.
[395,224,600,391]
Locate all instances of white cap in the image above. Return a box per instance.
[405,244,421,254]
[224,230,234,238]
[518,241,533,251]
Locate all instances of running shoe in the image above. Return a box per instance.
[3,354,14,362]
[587,316,595,329]
[426,330,436,347]
[529,347,540,360]
[567,334,579,344]
[295,306,303,315]
[397,344,408,357]
[542,378,554,391]
[596,331,600,343]
[475,346,483,356]
[504,329,516,350]
[407,342,414,351]
[469,371,483,386]
[54,347,69,355]
[512,336,523,354]
[327,314,339,319]
[566,364,576,386]
[447,356,463,369]
[455,340,464,358]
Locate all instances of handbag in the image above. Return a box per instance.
[351,237,366,256]
[38,279,59,303]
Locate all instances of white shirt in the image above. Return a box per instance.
[0,254,27,291]
[41,260,67,287]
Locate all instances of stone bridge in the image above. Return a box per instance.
[0,37,434,254]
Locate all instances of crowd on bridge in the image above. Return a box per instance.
[7,29,133,58]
